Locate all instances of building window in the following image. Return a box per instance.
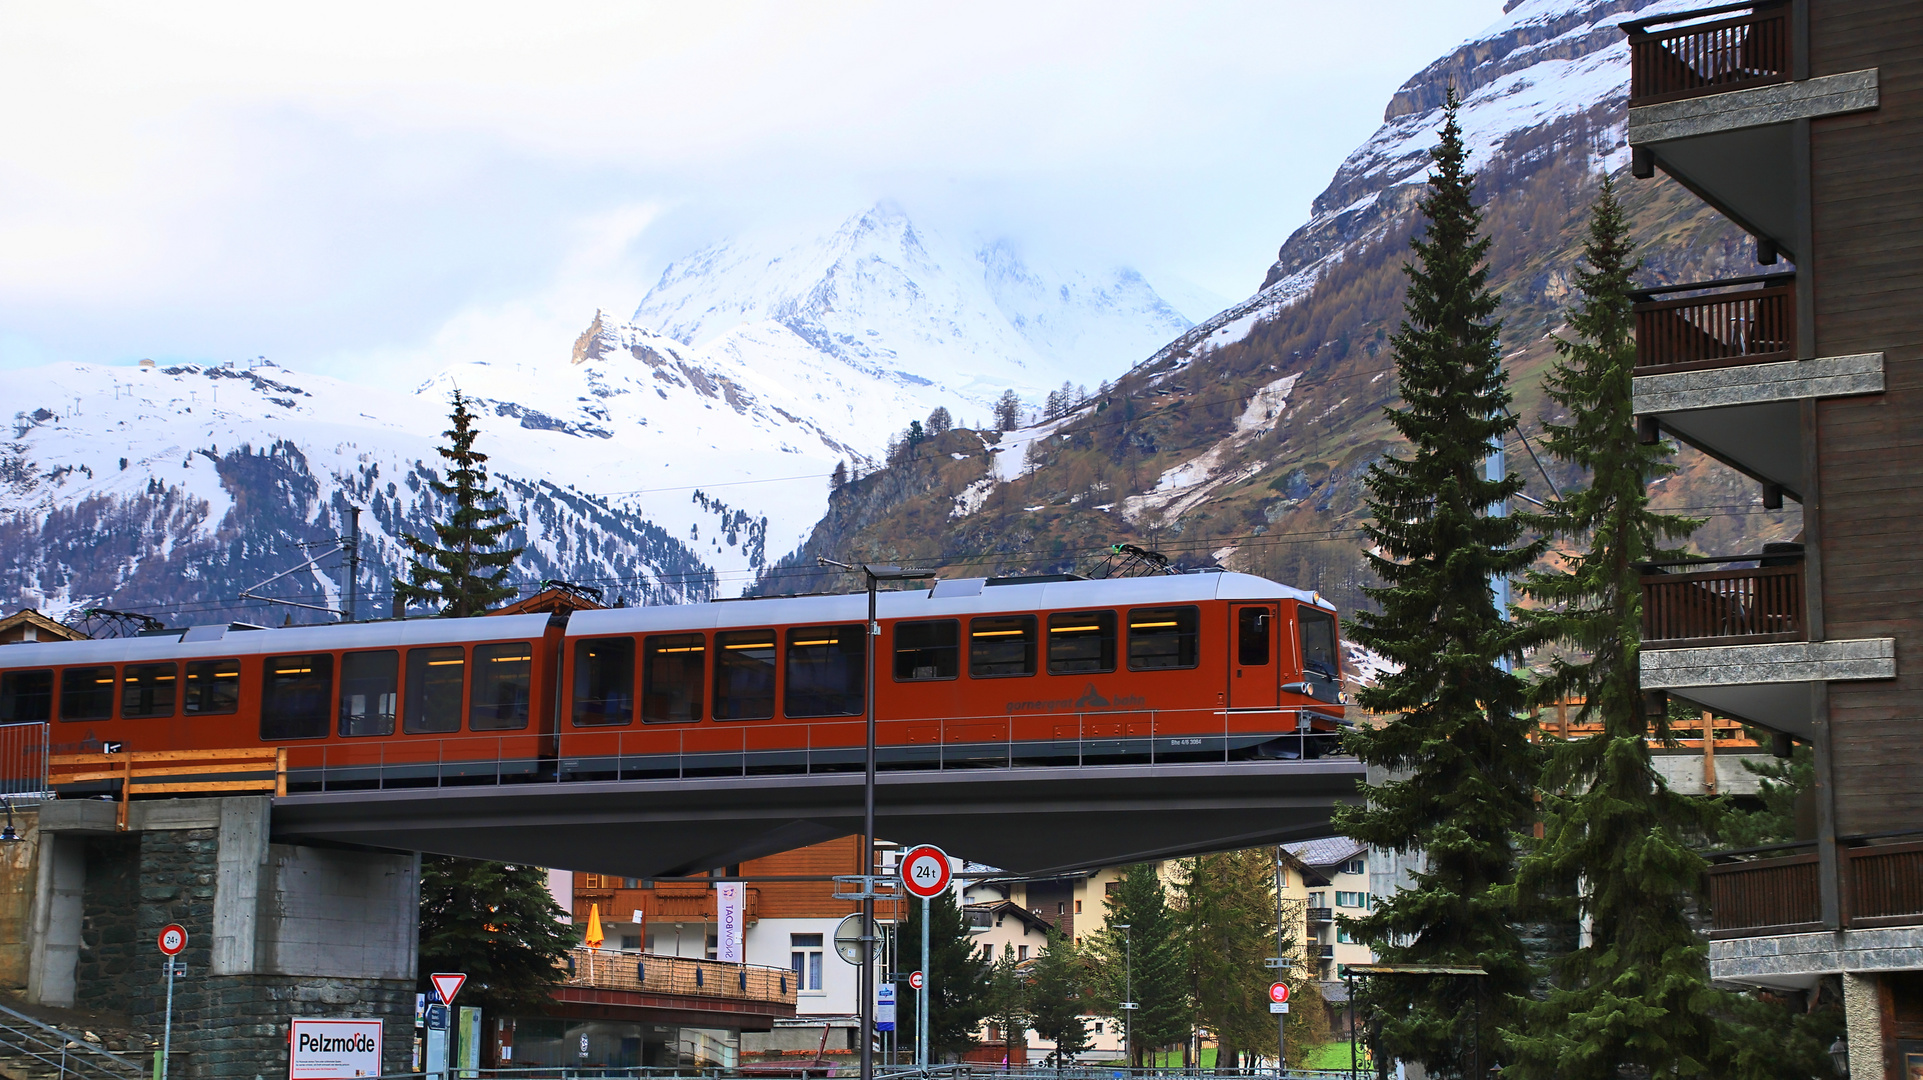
[1335,891,1370,908]
[1074,899,1083,914]
[1105,882,1120,896]
[1336,927,1355,944]
[621,934,642,951]
[1308,892,1326,907]
[1343,858,1365,876]
[1018,945,1028,960]
[791,934,824,991]
[706,933,719,960]
[623,878,640,888]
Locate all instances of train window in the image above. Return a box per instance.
[0,670,53,723]
[183,659,241,716]
[472,642,534,731]
[714,630,777,721]
[1127,606,1200,671]
[641,635,704,723]
[1237,608,1273,666]
[59,666,116,722]
[1047,611,1116,675]
[1300,608,1340,682]
[339,650,398,737]
[970,615,1037,678]
[260,654,334,740]
[785,625,864,718]
[894,620,959,681]
[122,663,178,719]
[405,647,466,734]
[572,638,634,727]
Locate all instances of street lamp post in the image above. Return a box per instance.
[1116,923,1133,1069]
[820,558,935,1080]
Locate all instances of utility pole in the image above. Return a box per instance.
[1117,923,1134,1068]
[1275,849,1287,1074]
[343,505,361,623]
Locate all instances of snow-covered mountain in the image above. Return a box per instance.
[631,202,1193,416]
[2,203,1196,623]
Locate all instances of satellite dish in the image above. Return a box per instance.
[834,913,881,965]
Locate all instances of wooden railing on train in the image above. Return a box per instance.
[1624,1,1792,107]
[48,747,286,829]
[1633,274,1795,375]
[1641,549,1806,649]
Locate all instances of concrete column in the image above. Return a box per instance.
[212,796,270,975]
[25,831,84,1007]
[1843,971,1881,1080]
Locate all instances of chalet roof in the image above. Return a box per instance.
[0,609,87,644]
[972,900,1054,935]
[1284,837,1367,870]
[488,586,606,617]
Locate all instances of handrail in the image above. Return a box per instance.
[49,746,285,828]
[0,1000,147,1078]
[1621,0,1787,35]
[1639,548,1803,569]
[1630,272,1796,300]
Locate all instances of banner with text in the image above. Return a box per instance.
[716,882,744,963]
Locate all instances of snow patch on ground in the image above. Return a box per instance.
[1119,374,1302,527]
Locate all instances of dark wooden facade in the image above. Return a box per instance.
[1809,0,1923,837]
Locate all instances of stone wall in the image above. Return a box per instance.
[29,798,420,1079]
[0,805,39,988]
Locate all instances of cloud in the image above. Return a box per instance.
[0,0,1503,384]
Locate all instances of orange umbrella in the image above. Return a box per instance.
[585,903,605,949]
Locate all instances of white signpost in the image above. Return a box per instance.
[899,845,951,1070]
[288,1019,384,1079]
[424,974,465,1079]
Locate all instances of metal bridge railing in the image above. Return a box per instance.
[0,721,51,801]
[278,706,1353,794]
[365,1067,1356,1080]
[0,1001,146,1079]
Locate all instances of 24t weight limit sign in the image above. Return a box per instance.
[900,846,951,899]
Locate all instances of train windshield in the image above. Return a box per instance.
[1299,608,1340,701]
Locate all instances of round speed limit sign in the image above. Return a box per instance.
[899,845,951,899]
[158,924,188,956]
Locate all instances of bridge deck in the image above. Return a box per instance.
[268,758,1364,877]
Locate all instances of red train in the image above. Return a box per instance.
[0,571,1348,791]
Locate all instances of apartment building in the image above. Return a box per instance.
[1622,3,1922,1075]
[1283,839,1375,983]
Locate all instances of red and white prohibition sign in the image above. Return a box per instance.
[908,971,925,991]
[158,924,188,956]
[900,845,951,899]
[1268,982,1291,1005]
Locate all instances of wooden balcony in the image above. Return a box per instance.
[1707,851,1821,937]
[561,947,797,1007]
[1634,274,1795,376]
[1846,841,1923,929]
[1625,1,1791,107]
[1641,547,1806,649]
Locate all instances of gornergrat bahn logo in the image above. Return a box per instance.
[1005,683,1147,714]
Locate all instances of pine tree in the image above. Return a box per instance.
[927,406,954,436]
[900,890,992,1061]
[1086,864,1188,1065]
[995,390,1023,432]
[1175,850,1278,1069]
[831,460,849,490]
[1027,927,1089,1062]
[397,390,524,617]
[1331,89,1543,1077]
[1503,179,1833,1079]
[417,855,576,1014]
[984,944,1031,1064]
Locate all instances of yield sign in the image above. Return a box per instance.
[431,972,468,1007]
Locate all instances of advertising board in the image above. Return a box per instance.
[289,1018,383,1079]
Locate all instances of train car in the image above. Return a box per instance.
[0,570,1347,793]
[0,613,562,790]
[550,571,1346,779]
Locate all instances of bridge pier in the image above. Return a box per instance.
[9,797,419,1079]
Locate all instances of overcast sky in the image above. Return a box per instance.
[0,1,1502,388]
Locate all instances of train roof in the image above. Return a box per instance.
[0,573,1334,668]
[566,570,1332,637]
[0,612,555,668]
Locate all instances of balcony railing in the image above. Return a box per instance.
[1306,907,1333,924]
[1625,1,1792,107]
[1316,944,1337,959]
[561,947,797,1008]
[1634,274,1795,375]
[1846,841,1923,928]
[1707,850,1822,936]
[1641,547,1806,649]
[1707,837,1923,937]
